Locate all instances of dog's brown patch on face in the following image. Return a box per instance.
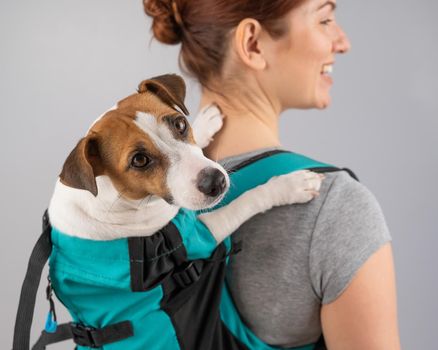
[90,113,168,200]
[117,92,196,144]
[137,74,189,116]
[87,93,194,200]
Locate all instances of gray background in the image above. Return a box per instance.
[1,0,437,348]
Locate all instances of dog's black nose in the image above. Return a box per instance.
[196,167,227,197]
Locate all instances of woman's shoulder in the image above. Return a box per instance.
[309,169,392,304]
[316,168,380,213]
[315,168,390,240]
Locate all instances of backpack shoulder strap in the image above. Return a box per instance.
[12,210,52,350]
[220,149,358,207]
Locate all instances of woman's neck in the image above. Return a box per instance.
[198,84,282,162]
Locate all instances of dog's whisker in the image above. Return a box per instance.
[228,181,237,191]
[145,195,152,208]
[220,159,233,171]
[105,190,125,220]
[137,195,151,210]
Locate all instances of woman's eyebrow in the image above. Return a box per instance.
[317,1,337,12]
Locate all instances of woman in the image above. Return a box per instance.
[144,0,401,349]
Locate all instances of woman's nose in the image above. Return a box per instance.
[333,26,351,54]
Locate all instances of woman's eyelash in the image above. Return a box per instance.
[321,19,333,25]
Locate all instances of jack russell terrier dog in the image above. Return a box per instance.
[48,74,324,244]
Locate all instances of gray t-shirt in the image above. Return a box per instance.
[219,147,392,348]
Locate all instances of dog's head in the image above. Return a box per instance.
[59,74,229,210]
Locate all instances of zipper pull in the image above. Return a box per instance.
[44,276,58,333]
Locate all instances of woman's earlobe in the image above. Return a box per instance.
[234,19,267,71]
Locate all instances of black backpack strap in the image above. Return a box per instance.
[13,210,52,350]
[308,166,359,182]
[341,167,359,181]
[31,321,134,350]
[31,323,73,350]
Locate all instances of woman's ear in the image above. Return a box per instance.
[233,19,267,71]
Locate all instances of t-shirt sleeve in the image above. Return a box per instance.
[309,171,392,305]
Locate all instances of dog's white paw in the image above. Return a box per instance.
[264,170,325,206]
[192,104,224,148]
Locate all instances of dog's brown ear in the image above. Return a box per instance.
[59,136,101,196]
[137,74,189,115]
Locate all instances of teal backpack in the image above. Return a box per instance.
[12,150,358,350]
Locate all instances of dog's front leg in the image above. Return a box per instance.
[198,170,324,243]
[192,104,224,148]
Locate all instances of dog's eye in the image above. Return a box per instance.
[174,116,187,135]
[131,153,150,168]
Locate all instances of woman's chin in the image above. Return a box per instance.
[315,93,331,109]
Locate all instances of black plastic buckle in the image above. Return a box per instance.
[70,323,100,348]
[173,261,202,288]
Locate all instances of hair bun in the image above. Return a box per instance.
[143,0,183,44]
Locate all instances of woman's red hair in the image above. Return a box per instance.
[144,0,306,88]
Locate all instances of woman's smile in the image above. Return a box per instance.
[321,63,334,85]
